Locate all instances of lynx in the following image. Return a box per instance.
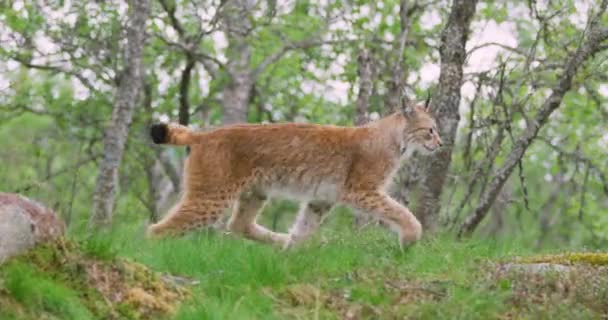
[146,101,442,248]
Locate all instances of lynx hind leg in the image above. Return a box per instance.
[146,195,233,238]
[227,188,290,247]
[345,191,422,248]
[285,201,333,249]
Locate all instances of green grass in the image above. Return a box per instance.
[2,210,607,319]
[101,216,533,319]
[1,261,93,320]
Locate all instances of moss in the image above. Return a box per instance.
[517,252,608,266]
[91,259,190,319]
[0,240,191,320]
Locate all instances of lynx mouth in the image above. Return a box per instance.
[423,145,437,152]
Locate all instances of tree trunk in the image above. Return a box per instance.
[385,0,414,206]
[145,159,176,222]
[90,0,150,228]
[178,57,196,125]
[459,5,608,237]
[412,0,478,230]
[355,49,373,126]
[222,72,253,124]
[384,0,411,111]
[221,0,255,125]
[353,49,377,228]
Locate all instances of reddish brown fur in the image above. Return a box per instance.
[147,103,442,248]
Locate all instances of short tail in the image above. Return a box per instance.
[150,123,199,146]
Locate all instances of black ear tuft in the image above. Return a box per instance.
[150,123,169,144]
[424,90,432,112]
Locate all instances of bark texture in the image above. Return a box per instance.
[352,49,376,227]
[178,57,196,125]
[355,49,373,126]
[385,0,411,111]
[143,83,179,222]
[221,0,256,124]
[413,0,478,229]
[90,0,150,228]
[459,3,608,236]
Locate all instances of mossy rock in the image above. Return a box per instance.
[516,252,608,267]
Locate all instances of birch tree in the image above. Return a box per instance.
[410,0,478,229]
[90,0,150,228]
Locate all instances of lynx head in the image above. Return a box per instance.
[401,94,443,155]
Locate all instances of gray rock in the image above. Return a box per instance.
[0,193,65,264]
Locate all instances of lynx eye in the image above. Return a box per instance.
[429,128,434,134]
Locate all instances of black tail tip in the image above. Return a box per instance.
[150,123,169,144]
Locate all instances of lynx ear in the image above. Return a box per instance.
[401,100,416,118]
[423,90,432,113]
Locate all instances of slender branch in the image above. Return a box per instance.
[13,154,100,193]
[12,56,98,93]
[462,76,484,169]
[535,158,565,248]
[450,124,506,227]
[467,42,528,57]
[154,32,224,75]
[537,137,608,197]
[578,164,590,221]
[584,82,608,120]
[158,0,185,36]
[156,1,224,78]
[251,38,357,79]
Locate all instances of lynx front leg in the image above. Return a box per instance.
[284,201,333,249]
[344,191,422,247]
[227,189,290,247]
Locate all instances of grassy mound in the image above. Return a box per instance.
[0,239,190,320]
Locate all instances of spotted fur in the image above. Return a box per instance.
[146,102,442,248]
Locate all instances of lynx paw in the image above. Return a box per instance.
[399,220,423,248]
